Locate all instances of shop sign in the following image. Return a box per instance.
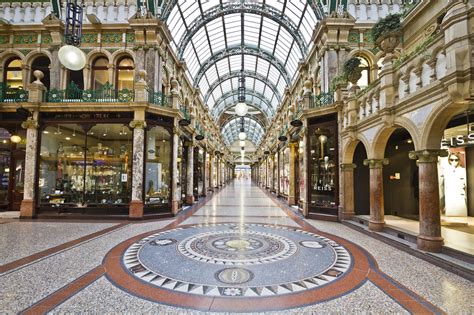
[441,132,474,148]
[41,112,133,120]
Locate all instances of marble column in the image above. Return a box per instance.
[49,47,61,89]
[202,150,207,197]
[19,117,39,218]
[171,129,180,214]
[288,142,298,205]
[409,150,446,252]
[129,120,146,218]
[300,128,309,216]
[340,163,357,220]
[208,154,214,192]
[185,142,194,205]
[363,159,389,232]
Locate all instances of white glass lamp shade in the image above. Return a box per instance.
[318,134,328,143]
[238,132,247,141]
[235,102,248,117]
[10,135,21,143]
[58,45,87,71]
[239,140,246,147]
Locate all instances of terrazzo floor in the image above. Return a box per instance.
[0,179,472,314]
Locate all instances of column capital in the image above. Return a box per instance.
[363,158,389,169]
[340,163,356,170]
[409,149,448,163]
[21,118,39,130]
[129,120,147,129]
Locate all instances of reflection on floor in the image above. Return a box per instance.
[357,214,474,255]
[0,179,472,314]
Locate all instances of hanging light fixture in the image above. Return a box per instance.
[10,134,21,144]
[239,140,246,147]
[58,0,86,70]
[235,57,248,117]
[238,117,247,140]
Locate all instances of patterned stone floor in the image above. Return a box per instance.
[0,179,473,314]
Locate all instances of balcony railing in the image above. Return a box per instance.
[148,90,170,108]
[46,82,134,103]
[0,83,28,102]
[311,93,334,109]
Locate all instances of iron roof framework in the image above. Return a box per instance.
[164,0,322,145]
[221,116,265,146]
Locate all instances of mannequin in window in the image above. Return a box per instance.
[444,153,467,216]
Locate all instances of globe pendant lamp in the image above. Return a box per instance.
[59,0,86,71]
[239,140,246,147]
[235,102,248,117]
[59,45,86,71]
[238,131,246,141]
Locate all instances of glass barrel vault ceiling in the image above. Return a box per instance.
[165,0,319,145]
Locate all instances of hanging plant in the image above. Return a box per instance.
[342,57,362,85]
[371,14,402,44]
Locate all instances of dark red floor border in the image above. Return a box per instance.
[0,222,129,274]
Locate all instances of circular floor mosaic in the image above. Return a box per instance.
[121,223,352,297]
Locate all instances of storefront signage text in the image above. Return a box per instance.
[441,132,474,148]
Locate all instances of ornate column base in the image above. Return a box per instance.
[301,202,309,217]
[340,210,355,220]
[20,199,35,218]
[417,235,444,253]
[185,195,194,205]
[172,200,180,215]
[129,200,144,219]
[369,220,385,232]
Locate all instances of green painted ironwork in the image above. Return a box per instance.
[148,90,170,107]
[312,93,334,108]
[0,83,28,102]
[46,82,133,103]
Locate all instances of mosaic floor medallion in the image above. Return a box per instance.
[120,223,352,298]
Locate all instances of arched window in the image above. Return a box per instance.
[116,57,134,90]
[30,56,51,89]
[4,58,23,89]
[356,56,371,88]
[91,57,108,89]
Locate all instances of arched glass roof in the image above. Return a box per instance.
[221,117,265,146]
[164,0,321,145]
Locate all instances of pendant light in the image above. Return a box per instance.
[58,0,86,70]
[238,117,246,141]
[235,56,248,117]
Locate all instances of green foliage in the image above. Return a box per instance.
[393,35,434,69]
[330,74,347,92]
[371,14,402,43]
[343,57,361,76]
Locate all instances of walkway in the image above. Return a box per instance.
[0,180,472,314]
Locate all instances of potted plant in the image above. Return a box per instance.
[343,57,362,85]
[371,14,402,57]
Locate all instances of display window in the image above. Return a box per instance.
[268,156,273,190]
[308,118,338,215]
[145,126,171,208]
[212,157,217,188]
[272,154,277,191]
[176,139,184,202]
[195,148,204,197]
[439,120,474,218]
[38,123,133,209]
[298,140,304,204]
[279,147,290,196]
[0,126,26,211]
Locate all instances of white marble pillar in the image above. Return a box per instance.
[129,120,146,218]
[19,117,39,218]
[171,130,180,214]
[186,142,194,204]
[301,124,309,216]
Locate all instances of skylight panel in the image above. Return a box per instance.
[228,55,241,72]
[256,58,270,76]
[244,55,257,70]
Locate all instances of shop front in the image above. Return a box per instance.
[0,114,27,212]
[279,145,290,198]
[144,113,173,214]
[37,112,134,215]
[194,146,205,198]
[307,114,338,216]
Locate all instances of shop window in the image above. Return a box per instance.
[30,56,51,89]
[145,126,171,207]
[279,147,290,196]
[4,58,23,89]
[116,57,134,90]
[91,57,109,90]
[38,123,132,208]
[308,123,338,215]
[0,128,10,207]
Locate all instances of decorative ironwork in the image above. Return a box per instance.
[46,82,133,103]
[193,46,291,87]
[148,90,170,107]
[176,3,307,59]
[204,70,282,107]
[64,0,83,46]
[0,83,28,102]
[312,93,335,108]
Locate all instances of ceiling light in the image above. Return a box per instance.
[58,45,87,71]
[10,135,21,143]
[239,132,247,141]
[235,102,248,117]
[43,130,49,134]
[65,137,71,140]
[240,140,246,147]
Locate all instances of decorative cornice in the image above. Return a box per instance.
[129,120,147,129]
[409,149,448,163]
[363,158,389,169]
[21,118,38,130]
